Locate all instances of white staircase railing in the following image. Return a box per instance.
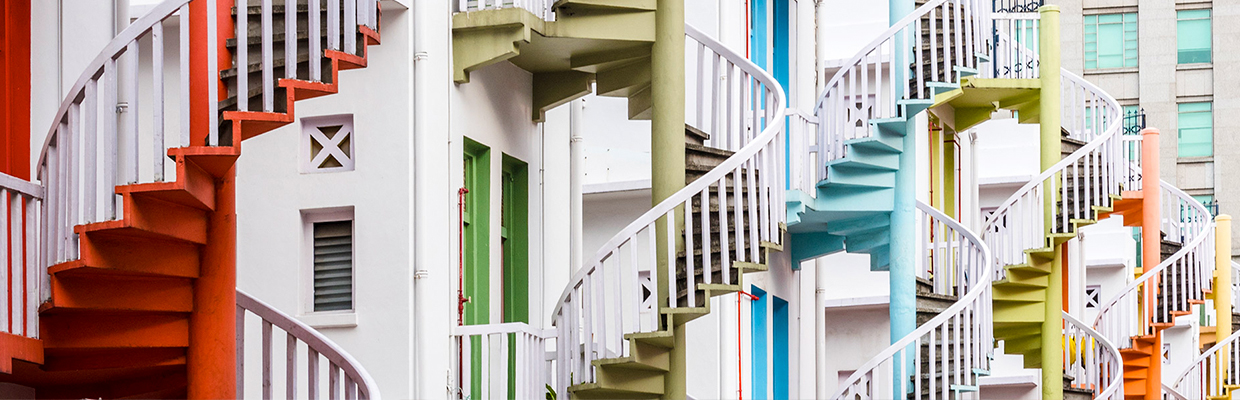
[0,173,42,340]
[809,0,990,177]
[1171,328,1240,400]
[237,290,380,400]
[1093,182,1214,348]
[831,201,992,399]
[1063,311,1124,400]
[36,0,210,289]
[551,23,786,393]
[982,69,1126,278]
[450,322,556,400]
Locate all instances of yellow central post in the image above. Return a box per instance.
[1216,214,1233,392]
[1037,6,1064,400]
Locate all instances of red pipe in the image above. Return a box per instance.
[457,187,470,398]
[738,290,759,400]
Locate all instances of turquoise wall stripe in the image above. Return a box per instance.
[750,0,768,70]
[751,285,769,400]
[773,295,789,399]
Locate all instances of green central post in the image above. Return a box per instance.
[652,1,686,398]
[1038,6,1064,400]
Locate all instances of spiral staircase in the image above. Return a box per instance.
[0,0,381,397]
[812,0,1137,399]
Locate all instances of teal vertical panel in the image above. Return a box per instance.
[750,0,768,70]
[773,0,791,190]
[751,286,769,400]
[772,296,789,399]
[889,0,917,396]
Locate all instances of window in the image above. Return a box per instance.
[1163,343,1171,364]
[1086,285,1101,309]
[302,114,355,173]
[1177,9,1211,64]
[300,207,356,327]
[1177,102,1213,158]
[1084,13,1138,69]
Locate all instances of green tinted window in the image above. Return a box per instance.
[1177,9,1211,64]
[1084,13,1138,69]
[1177,102,1213,157]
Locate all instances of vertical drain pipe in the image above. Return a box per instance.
[569,99,584,275]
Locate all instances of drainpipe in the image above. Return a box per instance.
[412,0,451,398]
[1037,7,1063,400]
[569,99,584,275]
[815,258,828,399]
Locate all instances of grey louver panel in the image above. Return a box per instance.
[313,220,353,311]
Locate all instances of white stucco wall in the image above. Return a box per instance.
[235,7,416,398]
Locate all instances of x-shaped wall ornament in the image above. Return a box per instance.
[309,125,353,170]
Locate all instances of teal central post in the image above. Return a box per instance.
[889,0,917,395]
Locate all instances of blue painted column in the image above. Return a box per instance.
[889,0,917,394]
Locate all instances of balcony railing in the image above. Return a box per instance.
[1123,107,1146,135]
[993,0,1042,13]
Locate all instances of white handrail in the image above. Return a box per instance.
[0,173,42,340]
[1172,328,1240,399]
[1092,182,1214,349]
[831,201,992,399]
[810,0,990,176]
[450,322,556,400]
[1063,311,1124,399]
[551,23,787,393]
[237,289,381,400]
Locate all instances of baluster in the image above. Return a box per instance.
[666,213,678,310]
[683,198,695,309]
[83,79,97,223]
[0,192,7,333]
[236,306,245,394]
[124,42,139,184]
[327,0,340,51]
[747,156,760,264]
[700,190,710,285]
[234,0,246,112]
[262,0,274,112]
[310,0,322,81]
[65,109,78,260]
[152,21,165,181]
[287,333,297,398]
[286,0,297,80]
[262,320,273,399]
[180,5,191,146]
[345,0,357,54]
[345,375,357,400]
[104,59,118,220]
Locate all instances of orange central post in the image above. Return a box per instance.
[186,0,236,398]
[1140,127,1161,400]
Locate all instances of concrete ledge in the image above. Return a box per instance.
[823,295,889,310]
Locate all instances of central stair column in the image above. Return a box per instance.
[888,1,916,390]
[1038,6,1064,400]
[1140,128,1162,400]
[187,0,236,397]
[652,1,686,398]
[1216,214,1232,351]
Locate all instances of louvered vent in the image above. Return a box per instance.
[313,220,353,312]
